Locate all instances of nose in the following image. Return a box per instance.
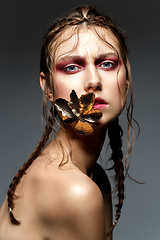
[84,67,102,92]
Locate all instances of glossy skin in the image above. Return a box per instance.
[0,26,128,240]
[0,155,111,240]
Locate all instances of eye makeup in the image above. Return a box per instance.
[56,56,86,73]
[55,52,121,73]
[94,53,120,70]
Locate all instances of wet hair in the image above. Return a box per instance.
[7,5,138,236]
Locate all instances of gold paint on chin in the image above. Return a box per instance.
[74,120,93,135]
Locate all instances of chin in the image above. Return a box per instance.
[92,114,120,129]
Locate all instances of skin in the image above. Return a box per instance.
[0,26,129,240]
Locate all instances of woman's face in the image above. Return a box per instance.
[47,27,128,128]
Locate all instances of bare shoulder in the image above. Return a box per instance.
[25,157,106,240]
[64,171,104,212]
[26,155,105,202]
[57,171,106,240]
[28,158,105,212]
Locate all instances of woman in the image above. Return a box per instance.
[0,5,137,240]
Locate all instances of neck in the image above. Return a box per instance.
[54,124,107,175]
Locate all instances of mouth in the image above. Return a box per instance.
[94,97,107,110]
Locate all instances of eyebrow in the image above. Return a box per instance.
[57,52,118,63]
[94,52,118,60]
[57,55,84,63]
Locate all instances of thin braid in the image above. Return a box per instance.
[107,118,125,236]
[7,108,54,225]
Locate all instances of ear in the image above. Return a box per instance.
[40,72,54,102]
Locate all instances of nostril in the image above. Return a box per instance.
[85,81,102,92]
[86,84,102,92]
[97,84,102,91]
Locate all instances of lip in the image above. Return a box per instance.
[94,97,108,110]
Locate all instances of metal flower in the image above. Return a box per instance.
[54,90,102,135]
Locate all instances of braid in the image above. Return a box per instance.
[107,118,125,236]
[7,108,54,225]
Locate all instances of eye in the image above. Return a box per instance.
[63,65,81,73]
[99,61,118,70]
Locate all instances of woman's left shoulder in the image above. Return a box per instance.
[93,163,111,194]
[93,164,113,237]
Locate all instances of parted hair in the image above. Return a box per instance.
[7,5,137,236]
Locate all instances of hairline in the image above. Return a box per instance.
[50,24,123,67]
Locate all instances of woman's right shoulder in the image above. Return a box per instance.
[31,160,106,239]
[23,155,106,239]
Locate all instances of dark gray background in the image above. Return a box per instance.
[0,0,159,239]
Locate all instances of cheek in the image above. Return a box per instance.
[53,81,71,100]
[118,70,128,101]
[53,72,83,101]
[53,76,82,101]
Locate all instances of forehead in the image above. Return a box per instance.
[54,26,121,63]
